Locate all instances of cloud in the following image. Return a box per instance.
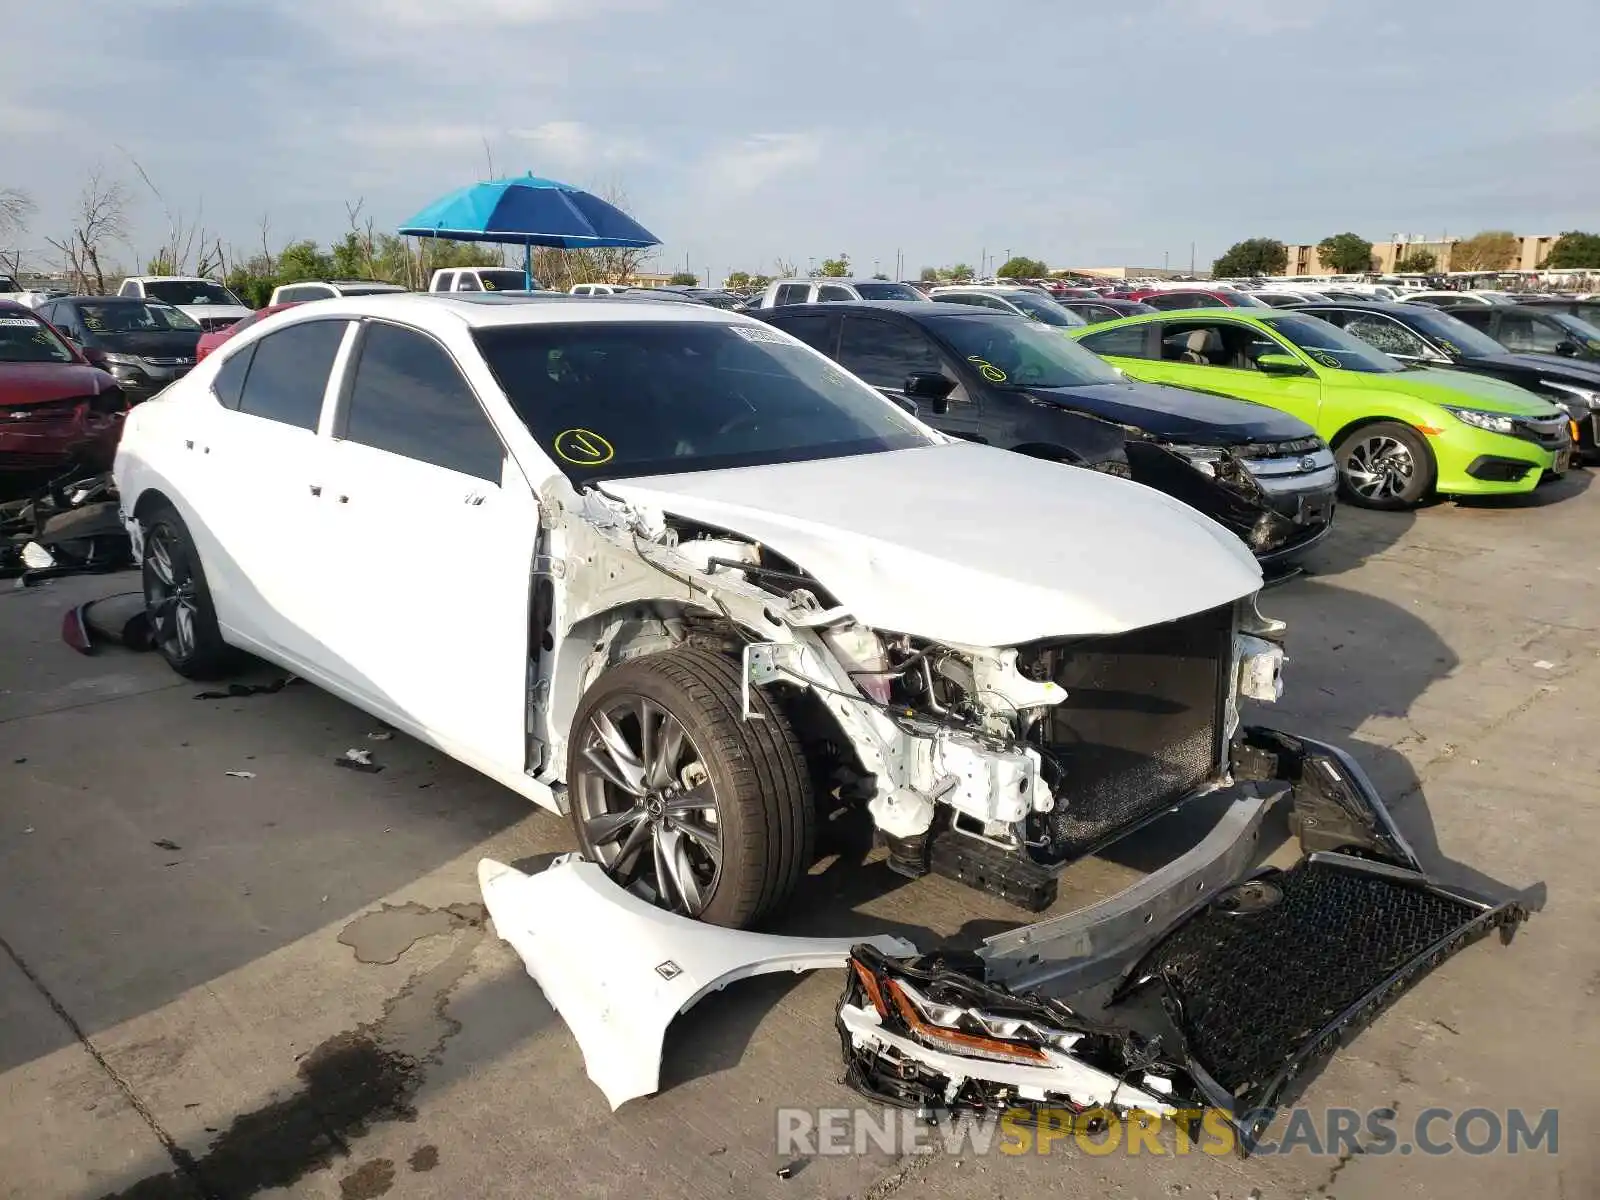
[701,133,825,196]
[340,121,490,152]
[507,121,651,168]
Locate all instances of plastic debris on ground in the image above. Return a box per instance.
[336,748,383,774]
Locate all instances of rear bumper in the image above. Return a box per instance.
[837,727,1531,1155]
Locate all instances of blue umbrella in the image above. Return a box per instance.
[398,174,661,289]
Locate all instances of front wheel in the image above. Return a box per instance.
[1334,422,1434,510]
[566,648,816,928]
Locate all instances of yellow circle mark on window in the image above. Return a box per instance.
[553,428,615,466]
[968,356,1007,382]
[1311,351,1340,369]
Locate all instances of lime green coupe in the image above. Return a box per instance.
[1071,309,1572,508]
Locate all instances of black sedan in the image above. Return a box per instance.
[36,296,203,403]
[1298,300,1600,458]
[760,301,1338,568]
[1057,296,1157,324]
[1514,296,1600,329]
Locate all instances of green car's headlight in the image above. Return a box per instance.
[1441,406,1516,435]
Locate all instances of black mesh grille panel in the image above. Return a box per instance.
[1029,604,1230,859]
[1123,861,1480,1103]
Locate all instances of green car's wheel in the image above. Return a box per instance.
[1335,422,1434,510]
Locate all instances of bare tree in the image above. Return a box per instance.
[121,150,225,277]
[45,169,131,292]
[1,186,36,276]
[773,257,799,278]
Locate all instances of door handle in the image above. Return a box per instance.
[464,491,486,506]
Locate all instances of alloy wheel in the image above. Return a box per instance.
[573,696,723,916]
[1344,434,1415,501]
[145,527,199,661]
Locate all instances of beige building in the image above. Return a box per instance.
[1280,234,1558,276]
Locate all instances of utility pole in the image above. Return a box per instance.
[1190,242,1196,276]
[980,247,986,277]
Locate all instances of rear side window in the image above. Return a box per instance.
[1078,324,1152,359]
[773,284,809,306]
[837,316,944,387]
[211,343,255,409]
[433,272,455,292]
[816,285,854,303]
[455,273,482,292]
[341,322,503,482]
[235,320,347,431]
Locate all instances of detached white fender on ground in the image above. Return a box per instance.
[478,858,918,1109]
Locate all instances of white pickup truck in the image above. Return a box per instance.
[428,266,538,293]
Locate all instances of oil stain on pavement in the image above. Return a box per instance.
[98,917,480,1199]
[337,901,486,965]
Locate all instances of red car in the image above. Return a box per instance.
[1112,288,1270,311]
[195,301,301,361]
[0,300,127,485]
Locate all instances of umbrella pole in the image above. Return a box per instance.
[524,242,532,291]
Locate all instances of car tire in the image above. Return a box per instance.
[567,647,816,929]
[140,502,235,679]
[1334,422,1434,510]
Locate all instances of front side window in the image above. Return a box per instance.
[455,273,482,292]
[816,285,854,303]
[235,320,348,430]
[773,284,810,306]
[0,312,75,363]
[473,320,930,484]
[765,313,836,354]
[852,282,924,301]
[141,280,243,307]
[341,323,503,482]
[926,314,1123,387]
[1339,313,1432,358]
[474,269,528,292]
[837,316,945,387]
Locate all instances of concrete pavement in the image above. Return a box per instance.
[2,475,1597,1198]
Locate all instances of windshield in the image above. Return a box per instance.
[79,301,202,334]
[473,320,933,483]
[1004,292,1086,327]
[1397,308,1508,357]
[142,280,243,307]
[0,313,75,363]
[1264,313,1405,373]
[1546,311,1600,347]
[1220,291,1270,308]
[475,269,530,292]
[926,313,1122,388]
[853,282,925,301]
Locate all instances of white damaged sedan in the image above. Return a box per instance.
[115,292,1288,927]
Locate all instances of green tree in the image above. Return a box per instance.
[942,263,975,282]
[749,274,773,290]
[996,255,1050,279]
[1451,230,1518,273]
[1541,231,1600,270]
[1211,238,1287,278]
[818,253,850,277]
[919,266,940,282]
[668,271,699,285]
[1316,232,1375,274]
[1394,249,1437,273]
[724,270,752,290]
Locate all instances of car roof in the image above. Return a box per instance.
[1294,300,1423,316]
[265,291,759,331]
[126,275,222,283]
[1079,307,1280,328]
[762,300,1015,320]
[0,298,36,315]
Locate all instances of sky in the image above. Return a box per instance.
[4,0,1598,282]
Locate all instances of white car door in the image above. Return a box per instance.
[194,317,355,667]
[317,318,539,778]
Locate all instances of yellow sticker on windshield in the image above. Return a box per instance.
[968,356,1007,382]
[553,428,614,466]
[1438,339,1460,355]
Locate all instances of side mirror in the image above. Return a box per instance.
[903,371,955,413]
[1255,353,1311,376]
[1555,340,1581,357]
[82,345,109,368]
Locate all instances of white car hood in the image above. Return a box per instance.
[604,442,1261,647]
